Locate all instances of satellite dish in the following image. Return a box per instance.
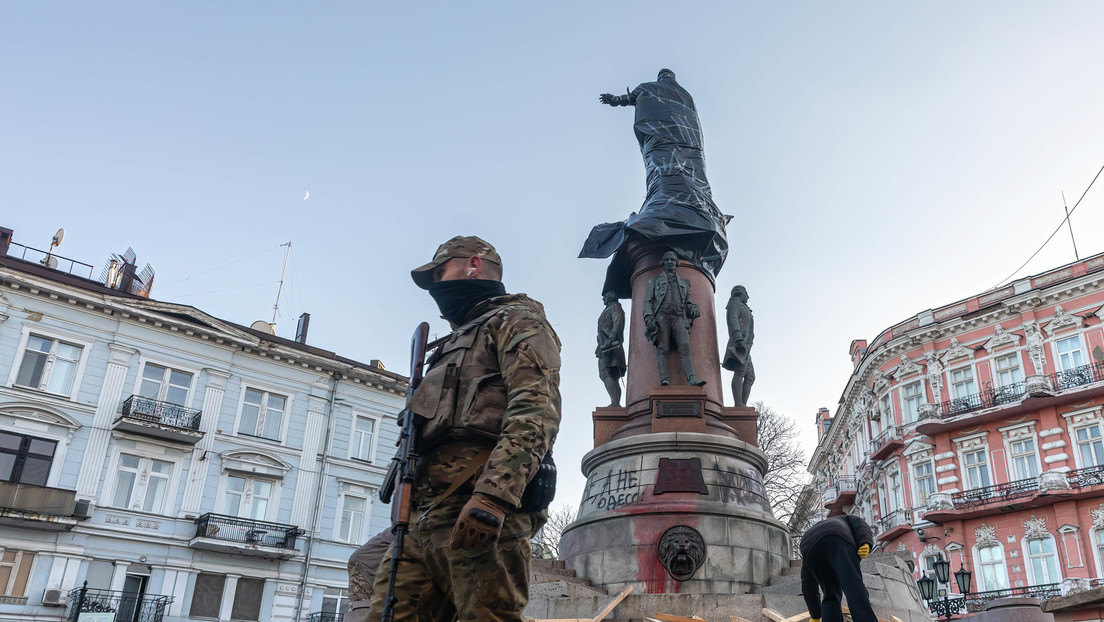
[41,256,58,269]
[250,320,276,335]
[52,228,65,248]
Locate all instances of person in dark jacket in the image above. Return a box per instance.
[799,514,877,622]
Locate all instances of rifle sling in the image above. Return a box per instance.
[417,447,492,522]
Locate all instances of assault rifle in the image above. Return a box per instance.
[379,321,430,622]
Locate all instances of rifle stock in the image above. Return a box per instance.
[382,322,430,622]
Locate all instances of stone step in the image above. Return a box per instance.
[780,565,802,576]
[528,579,608,600]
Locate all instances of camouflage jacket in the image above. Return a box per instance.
[410,294,561,509]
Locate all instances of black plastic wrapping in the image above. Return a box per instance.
[580,75,732,299]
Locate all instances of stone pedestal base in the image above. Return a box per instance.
[592,385,758,448]
[559,432,789,595]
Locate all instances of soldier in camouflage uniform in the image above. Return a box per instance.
[347,529,393,622]
[365,236,562,622]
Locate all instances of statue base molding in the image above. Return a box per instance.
[593,385,757,448]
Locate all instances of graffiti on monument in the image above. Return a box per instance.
[582,467,646,511]
[714,464,771,512]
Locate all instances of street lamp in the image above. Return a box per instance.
[917,561,972,621]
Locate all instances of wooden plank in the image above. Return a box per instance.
[654,615,701,622]
[762,609,789,622]
[890,617,904,622]
[841,606,889,622]
[730,616,756,622]
[783,612,810,622]
[590,586,633,622]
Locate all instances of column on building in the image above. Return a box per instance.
[289,381,331,530]
[76,343,137,502]
[180,368,231,516]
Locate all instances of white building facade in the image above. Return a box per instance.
[0,230,404,622]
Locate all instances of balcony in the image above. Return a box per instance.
[189,513,302,559]
[307,614,345,622]
[113,395,204,444]
[823,476,857,513]
[876,508,912,542]
[67,585,173,622]
[0,481,86,531]
[918,362,1104,437]
[869,426,904,461]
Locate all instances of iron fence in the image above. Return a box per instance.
[870,426,901,454]
[1068,465,1104,488]
[1051,360,1104,391]
[307,614,345,622]
[939,381,1026,418]
[0,480,78,516]
[961,582,1061,612]
[66,583,172,622]
[877,509,909,535]
[950,476,1039,509]
[7,241,95,279]
[120,395,202,431]
[194,512,302,549]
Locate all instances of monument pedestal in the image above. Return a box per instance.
[593,386,758,448]
[558,432,790,595]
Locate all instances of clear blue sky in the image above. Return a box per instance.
[4,2,1104,512]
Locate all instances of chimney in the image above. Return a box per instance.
[295,313,311,345]
[815,407,832,443]
[849,339,868,369]
[0,227,12,256]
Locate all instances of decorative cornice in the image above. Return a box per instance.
[941,337,973,363]
[1045,305,1080,333]
[983,325,1021,351]
[1024,515,1049,540]
[1093,505,1104,530]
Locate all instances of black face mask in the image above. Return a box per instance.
[428,279,506,325]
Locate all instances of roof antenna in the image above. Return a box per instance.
[1062,191,1080,261]
[271,241,292,326]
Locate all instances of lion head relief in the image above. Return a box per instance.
[657,525,706,582]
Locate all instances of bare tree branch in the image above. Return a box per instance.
[531,505,578,558]
[754,401,809,526]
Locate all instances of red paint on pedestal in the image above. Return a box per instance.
[620,500,703,594]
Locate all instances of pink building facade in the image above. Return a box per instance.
[802,251,1104,616]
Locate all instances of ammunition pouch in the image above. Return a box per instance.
[519,452,556,513]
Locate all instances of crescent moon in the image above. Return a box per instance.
[303,191,310,200]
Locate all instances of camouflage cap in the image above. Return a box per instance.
[410,235,502,290]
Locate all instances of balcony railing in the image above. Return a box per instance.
[939,381,1026,418]
[870,426,900,451]
[833,476,857,494]
[962,582,1061,612]
[194,513,302,550]
[1051,360,1104,391]
[878,508,910,535]
[0,481,78,516]
[67,583,173,622]
[1068,465,1104,489]
[951,477,1039,509]
[307,614,345,622]
[121,395,202,431]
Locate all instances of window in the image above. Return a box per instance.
[887,471,902,512]
[963,450,991,489]
[977,545,1010,591]
[14,335,83,395]
[1095,531,1104,575]
[1027,538,1061,584]
[1076,426,1104,468]
[223,475,273,520]
[339,494,367,544]
[1009,438,1040,480]
[111,454,173,514]
[950,367,976,399]
[0,432,56,486]
[321,588,348,616]
[189,573,263,621]
[138,363,193,405]
[913,462,936,505]
[230,578,264,621]
[189,573,225,618]
[880,394,892,423]
[902,382,922,423]
[351,416,375,462]
[238,388,288,441]
[1057,336,1085,371]
[995,354,1023,387]
[0,549,34,601]
[922,551,947,591]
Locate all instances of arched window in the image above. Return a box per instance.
[977,544,1010,591]
[1094,530,1104,576]
[1026,537,1061,585]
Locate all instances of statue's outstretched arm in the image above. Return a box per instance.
[598,88,637,107]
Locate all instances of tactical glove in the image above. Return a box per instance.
[858,543,870,559]
[450,494,507,550]
[810,619,821,622]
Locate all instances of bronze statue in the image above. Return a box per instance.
[644,252,705,387]
[722,285,755,406]
[596,291,627,406]
[580,68,732,298]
